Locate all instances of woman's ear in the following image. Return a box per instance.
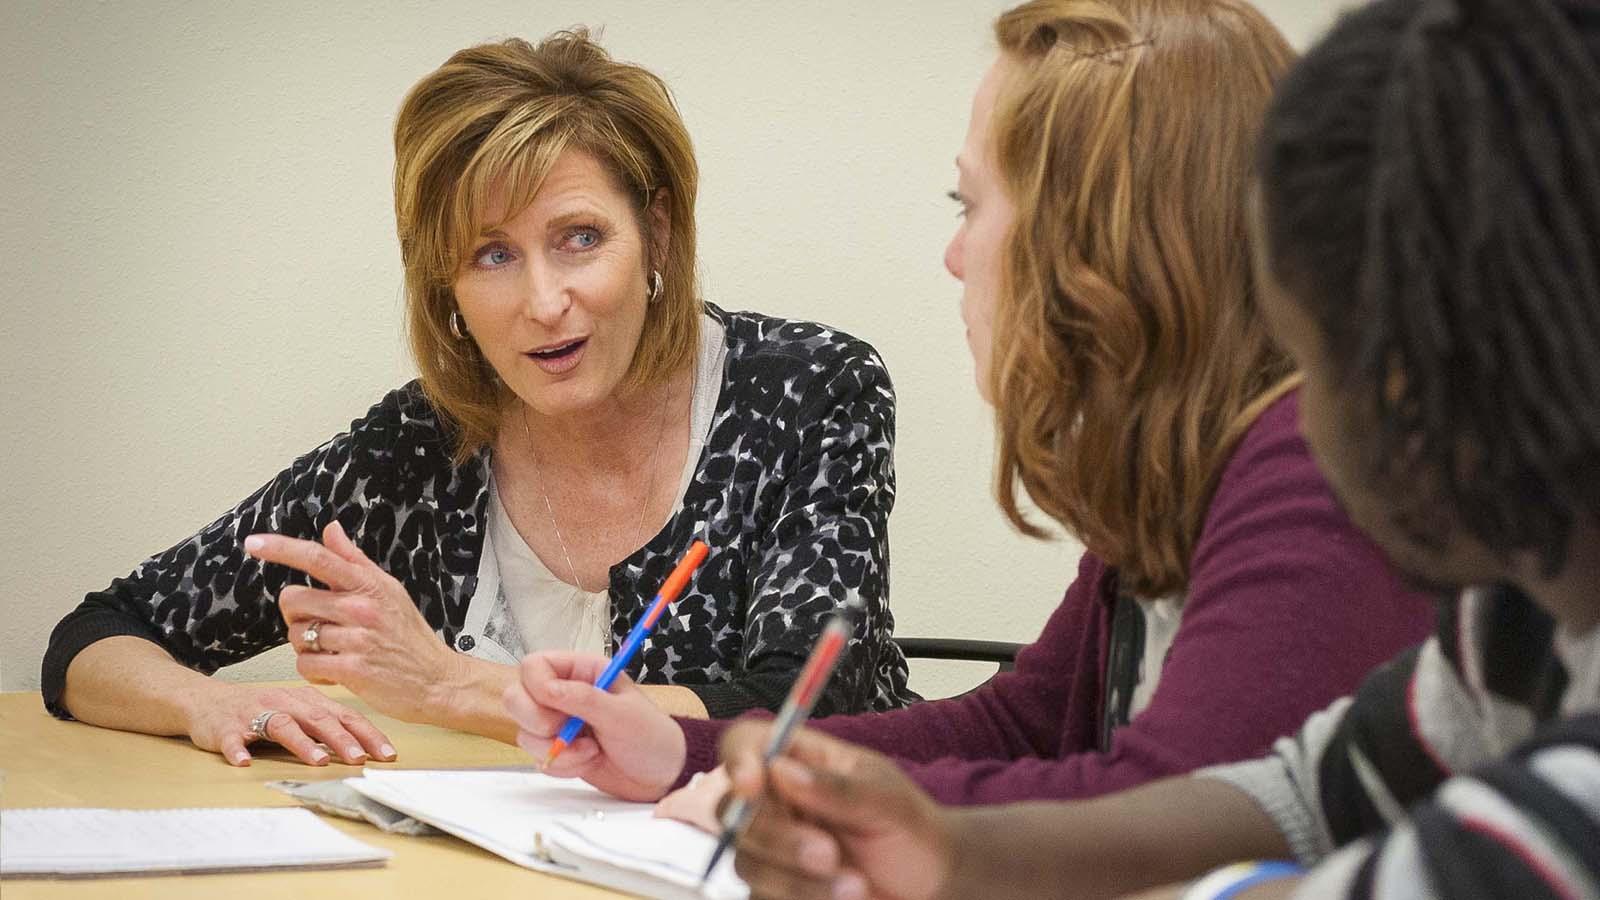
[647,188,672,269]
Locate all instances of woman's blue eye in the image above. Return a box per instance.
[475,245,512,267]
[564,228,600,250]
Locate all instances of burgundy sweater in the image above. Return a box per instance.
[676,391,1436,804]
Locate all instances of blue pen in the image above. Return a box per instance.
[542,540,710,766]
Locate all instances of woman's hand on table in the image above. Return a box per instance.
[719,721,955,900]
[503,650,687,802]
[244,520,466,725]
[185,681,394,767]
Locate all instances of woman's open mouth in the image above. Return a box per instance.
[526,338,587,374]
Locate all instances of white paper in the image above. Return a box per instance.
[0,807,391,877]
[346,768,747,899]
[546,808,747,900]
[348,768,636,870]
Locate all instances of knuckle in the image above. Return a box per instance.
[310,544,338,569]
[344,597,377,626]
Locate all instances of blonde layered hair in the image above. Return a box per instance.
[990,0,1297,596]
[395,31,701,463]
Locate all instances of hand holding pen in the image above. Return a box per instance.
[700,596,864,883]
[503,541,708,802]
[711,715,957,900]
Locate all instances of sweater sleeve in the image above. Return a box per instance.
[885,395,1436,805]
[673,553,1103,784]
[1288,713,1600,899]
[682,341,911,719]
[40,389,415,719]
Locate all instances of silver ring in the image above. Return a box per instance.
[303,620,324,654]
[247,709,282,742]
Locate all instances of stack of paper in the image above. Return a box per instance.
[347,768,747,899]
[0,807,391,878]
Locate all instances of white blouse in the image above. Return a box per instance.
[478,314,728,660]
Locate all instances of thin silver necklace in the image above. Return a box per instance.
[519,400,670,594]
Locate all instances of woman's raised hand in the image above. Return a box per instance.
[186,681,394,767]
[503,650,687,802]
[244,520,466,724]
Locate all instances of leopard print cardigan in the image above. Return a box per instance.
[43,304,916,719]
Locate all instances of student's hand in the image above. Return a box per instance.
[503,650,687,802]
[245,520,462,724]
[720,722,955,900]
[654,765,731,833]
[185,681,394,767]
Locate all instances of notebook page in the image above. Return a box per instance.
[546,809,748,900]
[0,807,390,877]
[348,769,638,870]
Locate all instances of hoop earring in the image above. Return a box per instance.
[448,310,469,340]
[648,270,664,304]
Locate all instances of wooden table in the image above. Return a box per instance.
[0,684,626,898]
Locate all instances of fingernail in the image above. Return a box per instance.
[232,751,251,766]
[834,874,867,900]
[243,535,264,553]
[801,839,832,873]
[775,758,814,786]
[379,744,396,760]
[312,749,329,764]
[347,746,367,763]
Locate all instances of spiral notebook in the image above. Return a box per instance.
[346,768,747,900]
[0,807,391,878]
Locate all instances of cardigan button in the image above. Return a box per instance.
[456,634,476,652]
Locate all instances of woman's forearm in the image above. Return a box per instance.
[639,684,709,718]
[430,654,525,743]
[60,636,225,735]
[432,656,710,745]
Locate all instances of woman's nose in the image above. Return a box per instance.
[520,265,569,324]
[944,231,965,281]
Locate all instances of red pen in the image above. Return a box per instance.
[699,595,863,883]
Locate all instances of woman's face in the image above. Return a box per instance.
[945,59,1016,404]
[453,148,658,421]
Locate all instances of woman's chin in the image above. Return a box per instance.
[517,379,617,422]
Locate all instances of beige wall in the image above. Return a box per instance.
[0,1,1356,698]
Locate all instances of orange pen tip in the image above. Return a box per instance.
[542,740,568,769]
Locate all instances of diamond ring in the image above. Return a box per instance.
[303,620,325,654]
[247,709,283,742]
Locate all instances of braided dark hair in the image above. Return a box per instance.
[1258,0,1600,574]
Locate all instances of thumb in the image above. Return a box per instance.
[765,731,922,835]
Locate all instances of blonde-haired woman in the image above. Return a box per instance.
[42,31,915,767]
[504,0,1434,810]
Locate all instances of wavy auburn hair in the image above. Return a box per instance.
[395,31,701,464]
[989,0,1297,596]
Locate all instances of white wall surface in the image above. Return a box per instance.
[0,1,1358,698]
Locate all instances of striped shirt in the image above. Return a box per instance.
[1203,585,1600,898]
